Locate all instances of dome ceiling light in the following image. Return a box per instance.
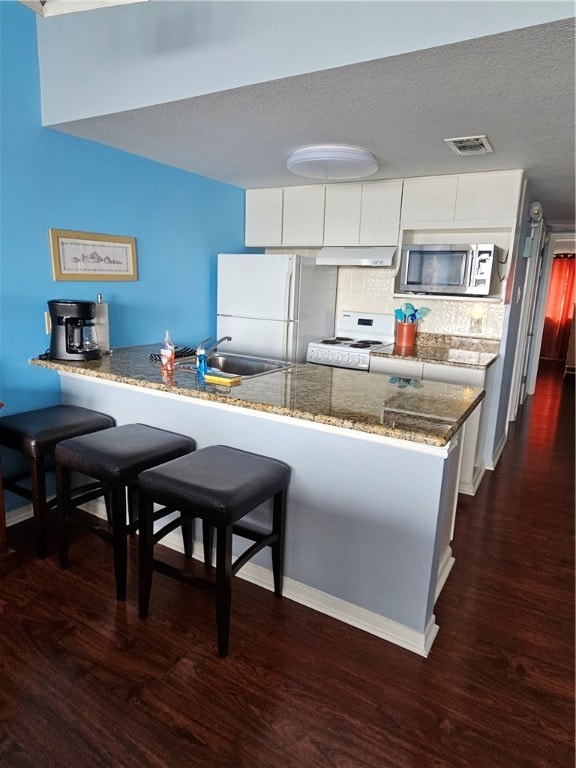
[286,145,378,181]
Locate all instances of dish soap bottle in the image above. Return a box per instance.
[195,339,208,385]
[160,330,175,371]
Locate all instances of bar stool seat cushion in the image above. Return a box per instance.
[55,423,196,484]
[138,445,291,526]
[0,405,115,458]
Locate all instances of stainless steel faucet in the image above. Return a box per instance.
[197,337,212,351]
[204,336,232,356]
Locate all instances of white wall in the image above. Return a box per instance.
[37,0,574,125]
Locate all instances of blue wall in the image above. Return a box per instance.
[0,3,245,416]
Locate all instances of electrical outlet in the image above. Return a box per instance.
[44,311,51,334]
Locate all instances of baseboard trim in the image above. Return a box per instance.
[435,546,455,602]
[458,465,486,496]
[159,526,437,658]
[488,432,508,470]
[8,499,437,658]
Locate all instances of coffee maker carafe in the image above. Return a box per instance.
[48,300,101,361]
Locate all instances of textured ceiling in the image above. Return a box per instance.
[51,17,575,224]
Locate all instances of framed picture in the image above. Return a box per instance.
[49,229,138,281]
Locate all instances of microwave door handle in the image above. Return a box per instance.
[466,248,477,288]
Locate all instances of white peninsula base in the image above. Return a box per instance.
[58,373,465,657]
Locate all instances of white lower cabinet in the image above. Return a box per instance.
[371,357,424,380]
[371,356,488,494]
[422,362,484,388]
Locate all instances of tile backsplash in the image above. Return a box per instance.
[267,249,504,340]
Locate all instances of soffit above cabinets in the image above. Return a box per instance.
[20,0,148,17]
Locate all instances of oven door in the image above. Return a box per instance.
[399,245,472,295]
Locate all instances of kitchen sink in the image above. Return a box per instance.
[207,353,293,378]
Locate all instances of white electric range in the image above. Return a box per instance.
[306,310,395,370]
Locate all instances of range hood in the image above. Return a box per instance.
[316,246,397,267]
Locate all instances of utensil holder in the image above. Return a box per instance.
[395,322,417,348]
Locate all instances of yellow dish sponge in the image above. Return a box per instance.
[204,373,241,386]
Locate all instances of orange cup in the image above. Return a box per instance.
[395,322,417,348]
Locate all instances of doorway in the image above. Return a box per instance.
[524,232,576,396]
[540,248,575,362]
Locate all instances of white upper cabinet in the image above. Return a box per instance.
[323,183,362,245]
[245,188,283,246]
[401,170,524,226]
[245,170,523,246]
[401,176,458,222]
[317,180,404,246]
[359,179,403,245]
[455,170,523,220]
[282,185,326,246]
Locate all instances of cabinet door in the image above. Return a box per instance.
[360,180,403,245]
[422,363,485,387]
[455,170,523,220]
[282,185,326,246]
[401,176,458,222]
[245,188,283,246]
[370,356,424,379]
[323,183,362,245]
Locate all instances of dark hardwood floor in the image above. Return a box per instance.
[1,361,573,768]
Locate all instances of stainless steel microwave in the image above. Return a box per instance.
[397,243,501,296]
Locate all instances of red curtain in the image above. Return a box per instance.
[540,254,576,360]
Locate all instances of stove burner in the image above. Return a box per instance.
[350,340,384,348]
[321,336,354,344]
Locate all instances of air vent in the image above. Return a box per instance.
[444,135,493,156]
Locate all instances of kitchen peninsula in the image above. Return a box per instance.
[31,346,484,656]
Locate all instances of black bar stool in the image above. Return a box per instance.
[137,444,291,657]
[55,423,196,601]
[0,405,116,558]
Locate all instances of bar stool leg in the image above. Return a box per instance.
[57,463,72,569]
[202,520,214,568]
[138,497,155,619]
[0,464,17,576]
[104,493,112,526]
[215,525,233,658]
[30,456,49,559]
[110,485,128,602]
[181,514,194,559]
[271,488,286,598]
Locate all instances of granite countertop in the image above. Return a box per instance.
[31,345,485,448]
[370,333,499,368]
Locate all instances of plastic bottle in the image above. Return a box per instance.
[195,340,208,385]
[94,293,110,353]
[160,330,175,371]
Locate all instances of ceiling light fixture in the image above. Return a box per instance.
[19,0,148,17]
[286,145,378,181]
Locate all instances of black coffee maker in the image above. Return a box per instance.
[48,299,101,361]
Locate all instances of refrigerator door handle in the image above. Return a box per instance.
[284,259,295,321]
[283,321,290,360]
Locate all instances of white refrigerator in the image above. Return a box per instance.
[217,253,338,361]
